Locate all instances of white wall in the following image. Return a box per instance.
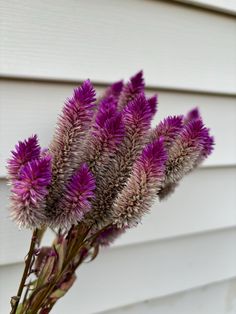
[0,0,236,313]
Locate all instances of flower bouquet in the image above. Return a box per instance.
[7,71,214,313]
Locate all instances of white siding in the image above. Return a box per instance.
[0,0,236,313]
[1,0,236,93]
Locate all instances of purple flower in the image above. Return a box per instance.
[10,155,52,228]
[184,107,201,123]
[50,80,96,182]
[7,135,40,180]
[165,119,210,184]
[53,164,96,228]
[122,94,152,131]
[86,94,154,229]
[84,97,125,173]
[151,116,183,149]
[118,71,145,110]
[47,80,96,215]
[112,139,167,228]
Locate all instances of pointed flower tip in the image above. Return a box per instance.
[123,94,152,127]
[142,138,167,164]
[12,156,52,209]
[7,134,41,180]
[111,80,124,95]
[73,79,96,106]
[130,70,145,90]
[95,97,118,129]
[185,107,201,122]
[55,164,96,227]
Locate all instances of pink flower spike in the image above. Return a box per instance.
[7,135,40,180]
[54,164,96,228]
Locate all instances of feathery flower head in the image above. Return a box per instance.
[118,71,145,110]
[47,80,96,212]
[85,99,125,171]
[112,138,167,228]
[94,97,118,130]
[122,94,152,131]
[165,119,209,184]
[10,155,52,228]
[50,79,96,165]
[53,164,96,228]
[7,135,41,180]
[151,115,183,149]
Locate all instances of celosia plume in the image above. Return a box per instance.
[118,71,145,110]
[111,139,167,228]
[83,97,125,173]
[53,164,95,228]
[49,80,96,183]
[10,155,52,228]
[87,94,154,228]
[164,119,210,185]
[47,80,96,215]
[150,115,183,149]
[7,135,40,180]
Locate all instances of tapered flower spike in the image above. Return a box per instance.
[53,164,95,228]
[111,139,167,228]
[118,71,145,110]
[83,97,125,174]
[150,116,184,150]
[7,135,41,180]
[164,119,209,185]
[86,94,154,228]
[10,155,52,228]
[47,80,96,215]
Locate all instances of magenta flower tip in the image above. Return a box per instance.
[55,164,96,227]
[185,107,201,123]
[130,70,145,92]
[138,138,167,174]
[123,94,152,128]
[7,135,41,180]
[12,156,52,206]
[73,80,96,106]
[110,80,124,97]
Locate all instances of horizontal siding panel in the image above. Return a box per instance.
[177,0,236,15]
[1,0,236,94]
[1,167,236,265]
[1,228,236,313]
[100,278,236,314]
[1,79,236,177]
